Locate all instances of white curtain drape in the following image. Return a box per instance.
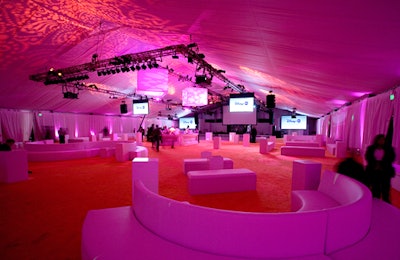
[0,109,33,142]
[329,107,348,142]
[344,99,367,151]
[362,92,395,154]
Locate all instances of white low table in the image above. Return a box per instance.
[183,158,233,174]
[187,168,256,195]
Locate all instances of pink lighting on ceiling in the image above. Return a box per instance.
[182,87,208,107]
[331,99,347,105]
[239,66,303,93]
[168,84,176,95]
[351,91,371,98]
[137,70,168,96]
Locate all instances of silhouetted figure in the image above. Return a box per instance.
[102,126,109,137]
[147,124,155,145]
[250,126,257,143]
[336,150,367,185]
[152,125,162,152]
[0,139,15,151]
[365,134,396,203]
[58,127,66,144]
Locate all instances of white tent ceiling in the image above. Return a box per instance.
[1,0,400,118]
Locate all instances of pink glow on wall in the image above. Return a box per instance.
[75,128,79,138]
[90,130,95,136]
[359,99,367,150]
[182,87,208,106]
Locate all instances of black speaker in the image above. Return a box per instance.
[120,103,128,114]
[266,94,276,108]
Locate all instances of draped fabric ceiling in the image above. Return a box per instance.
[1,0,400,118]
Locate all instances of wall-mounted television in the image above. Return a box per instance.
[229,93,255,112]
[281,115,307,130]
[179,117,196,129]
[132,100,149,115]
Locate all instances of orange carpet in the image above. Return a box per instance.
[1,139,399,259]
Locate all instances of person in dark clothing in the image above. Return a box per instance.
[250,126,257,143]
[0,139,15,151]
[58,127,66,144]
[336,150,367,185]
[152,125,162,152]
[147,124,154,145]
[365,134,396,203]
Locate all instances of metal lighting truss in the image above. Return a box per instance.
[29,43,245,94]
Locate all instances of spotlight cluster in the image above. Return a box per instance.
[96,60,159,76]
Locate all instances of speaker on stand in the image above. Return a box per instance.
[266,94,276,109]
[120,102,128,114]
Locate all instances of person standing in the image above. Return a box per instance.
[0,139,15,151]
[58,128,66,144]
[152,125,162,152]
[365,134,396,203]
[250,126,257,143]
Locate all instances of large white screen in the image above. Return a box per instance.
[281,115,307,130]
[182,87,208,107]
[229,97,254,112]
[133,101,149,115]
[179,117,196,129]
[223,106,257,125]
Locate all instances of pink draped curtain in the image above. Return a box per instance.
[362,92,395,155]
[0,109,33,142]
[393,88,400,163]
[344,99,367,151]
[329,107,348,142]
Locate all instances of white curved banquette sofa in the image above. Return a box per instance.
[82,169,374,259]
[24,141,147,161]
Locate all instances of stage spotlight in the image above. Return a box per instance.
[136,65,141,70]
[130,66,136,72]
[141,64,147,70]
[147,62,153,69]
[153,62,159,68]
[172,54,179,59]
[101,71,107,76]
[116,68,121,73]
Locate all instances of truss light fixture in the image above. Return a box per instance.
[135,65,141,71]
[172,54,179,59]
[141,64,147,70]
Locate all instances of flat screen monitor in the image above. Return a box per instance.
[179,117,196,129]
[281,115,307,130]
[132,100,149,115]
[229,93,254,112]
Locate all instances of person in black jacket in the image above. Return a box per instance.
[336,150,367,186]
[365,134,396,203]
